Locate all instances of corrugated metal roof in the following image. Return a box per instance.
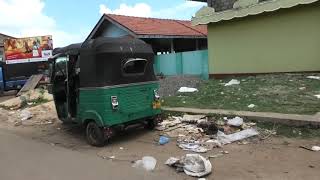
[192,0,319,25]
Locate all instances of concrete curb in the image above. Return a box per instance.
[162,107,320,127]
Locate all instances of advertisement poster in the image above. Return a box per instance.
[4,35,53,64]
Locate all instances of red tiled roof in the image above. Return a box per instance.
[105,14,207,37]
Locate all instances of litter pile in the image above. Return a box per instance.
[0,88,56,126]
[0,88,53,110]
[8,101,58,126]
[157,115,260,153]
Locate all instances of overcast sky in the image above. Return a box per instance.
[0,0,205,47]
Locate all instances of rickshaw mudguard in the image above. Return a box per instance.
[81,110,104,127]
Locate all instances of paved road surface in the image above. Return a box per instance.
[0,129,166,180]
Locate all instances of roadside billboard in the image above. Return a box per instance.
[4,35,53,64]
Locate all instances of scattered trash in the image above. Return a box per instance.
[119,147,124,150]
[178,143,210,153]
[217,128,259,145]
[109,156,115,159]
[165,157,180,166]
[14,121,22,126]
[314,95,320,99]
[178,87,198,93]
[166,154,212,178]
[299,87,306,90]
[248,104,255,108]
[206,140,222,148]
[208,153,224,159]
[182,114,206,124]
[224,79,240,86]
[156,116,182,131]
[20,110,32,121]
[311,146,320,152]
[158,115,259,154]
[300,145,320,152]
[220,150,229,154]
[0,89,53,109]
[307,76,320,80]
[159,136,170,145]
[197,121,218,135]
[132,156,157,171]
[227,116,244,127]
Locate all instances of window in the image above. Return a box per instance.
[123,58,147,76]
[54,57,68,76]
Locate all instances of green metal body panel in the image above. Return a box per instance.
[205,2,320,75]
[77,82,161,127]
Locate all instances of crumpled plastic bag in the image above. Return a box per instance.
[132,156,157,171]
[227,116,244,127]
[178,143,209,153]
[178,87,198,93]
[159,136,170,145]
[20,110,32,121]
[224,79,240,86]
[217,128,259,145]
[166,154,212,177]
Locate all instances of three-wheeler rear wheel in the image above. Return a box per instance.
[86,121,106,147]
[144,118,158,130]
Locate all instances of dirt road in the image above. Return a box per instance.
[0,103,320,180]
[0,129,170,180]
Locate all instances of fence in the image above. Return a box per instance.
[154,50,209,79]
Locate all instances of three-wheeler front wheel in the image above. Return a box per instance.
[86,122,105,147]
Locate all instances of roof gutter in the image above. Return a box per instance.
[192,0,319,25]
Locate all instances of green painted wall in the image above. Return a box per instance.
[207,3,320,75]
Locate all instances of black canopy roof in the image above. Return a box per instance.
[53,43,82,56]
[83,37,153,54]
[52,37,156,88]
[53,37,153,56]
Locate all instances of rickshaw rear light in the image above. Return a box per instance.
[111,96,119,110]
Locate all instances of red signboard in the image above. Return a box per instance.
[4,35,53,64]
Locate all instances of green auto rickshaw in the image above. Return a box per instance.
[49,37,162,146]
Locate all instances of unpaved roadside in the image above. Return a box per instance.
[1,110,320,180]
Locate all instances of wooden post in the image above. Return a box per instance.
[196,39,199,50]
[170,39,174,53]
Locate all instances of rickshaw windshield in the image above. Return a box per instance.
[55,56,68,77]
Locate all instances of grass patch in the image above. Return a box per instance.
[256,121,320,139]
[163,73,320,115]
